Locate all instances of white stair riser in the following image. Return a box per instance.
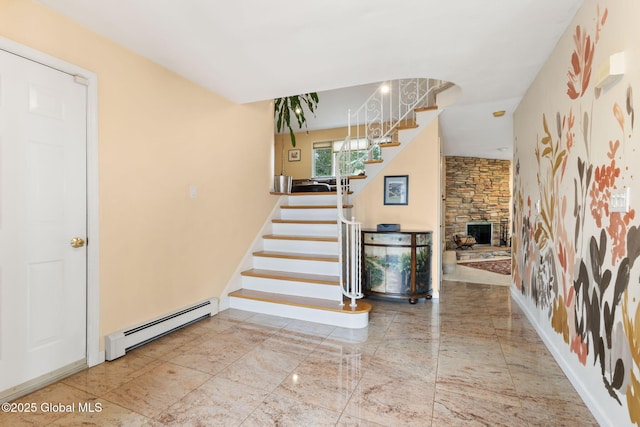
[272,223,338,237]
[228,297,369,329]
[241,276,341,300]
[252,256,340,275]
[285,194,337,206]
[263,239,338,254]
[280,208,343,221]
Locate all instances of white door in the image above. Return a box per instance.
[0,49,87,393]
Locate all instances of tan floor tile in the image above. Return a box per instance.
[62,354,163,396]
[49,398,161,426]
[520,395,600,426]
[0,382,97,427]
[436,355,520,406]
[242,392,340,426]
[343,370,435,426]
[155,376,269,426]
[275,346,367,412]
[336,414,387,426]
[216,344,307,392]
[432,388,528,426]
[102,362,210,418]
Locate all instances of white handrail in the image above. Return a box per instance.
[336,151,362,307]
[336,78,447,305]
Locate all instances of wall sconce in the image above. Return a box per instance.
[595,51,625,90]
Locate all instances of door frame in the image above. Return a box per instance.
[0,37,102,366]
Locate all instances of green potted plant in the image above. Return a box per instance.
[274,93,319,148]
[273,93,319,193]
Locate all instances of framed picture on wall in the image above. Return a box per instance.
[288,149,301,162]
[384,175,408,205]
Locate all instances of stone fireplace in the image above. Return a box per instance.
[444,156,511,250]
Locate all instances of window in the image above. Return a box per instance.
[312,142,333,177]
[312,138,384,177]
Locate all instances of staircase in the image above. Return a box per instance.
[228,192,371,329]
[228,78,450,329]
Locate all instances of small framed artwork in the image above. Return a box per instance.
[384,175,409,205]
[288,149,301,162]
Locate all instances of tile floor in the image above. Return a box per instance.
[1,280,598,426]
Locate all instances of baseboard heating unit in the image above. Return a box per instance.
[105,298,218,361]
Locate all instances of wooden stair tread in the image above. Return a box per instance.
[348,175,366,180]
[263,234,338,242]
[414,105,438,112]
[397,123,418,130]
[364,159,383,164]
[280,204,353,209]
[272,219,337,224]
[379,142,401,148]
[229,289,372,314]
[240,268,339,284]
[253,251,339,263]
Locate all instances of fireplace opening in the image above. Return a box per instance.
[466,222,492,246]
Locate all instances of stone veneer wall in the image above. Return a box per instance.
[444,156,511,250]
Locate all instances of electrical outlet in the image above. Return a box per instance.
[611,187,630,213]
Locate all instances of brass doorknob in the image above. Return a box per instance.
[70,237,85,248]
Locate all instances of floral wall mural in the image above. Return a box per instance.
[513,1,640,425]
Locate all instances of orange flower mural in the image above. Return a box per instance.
[566,25,595,100]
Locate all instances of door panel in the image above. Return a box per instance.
[0,49,87,392]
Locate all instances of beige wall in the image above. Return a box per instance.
[274,127,351,179]
[513,0,640,424]
[354,119,441,295]
[0,0,277,344]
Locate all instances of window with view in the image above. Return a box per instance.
[312,138,384,178]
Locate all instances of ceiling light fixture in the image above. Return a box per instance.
[492,110,506,117]
[380,83,390,94]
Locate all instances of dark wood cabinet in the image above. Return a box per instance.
[362,230,432,303]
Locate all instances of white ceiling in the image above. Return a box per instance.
[37,0,584,160]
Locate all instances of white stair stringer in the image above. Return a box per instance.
[349,108,440,197]
[228,192,370,329]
